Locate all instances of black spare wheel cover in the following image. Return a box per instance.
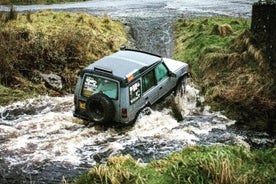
[86,93,115,123]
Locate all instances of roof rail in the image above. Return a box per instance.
[94,66,113,74]
[119,46,161,58]
[120,45,126,50]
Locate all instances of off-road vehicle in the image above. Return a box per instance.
[73,47,190,124]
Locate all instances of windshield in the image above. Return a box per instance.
[82,75,118,99]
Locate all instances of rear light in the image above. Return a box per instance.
[187,65,191,73]
[121,108,127,118]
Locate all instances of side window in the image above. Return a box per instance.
[155,63,168,82]
[142,70,155,93]
[129,80,141,104]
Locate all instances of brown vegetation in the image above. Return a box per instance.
[0,10,127,104]
[211,24,233,37]
[200,31,276,132]
[174,17,275,133]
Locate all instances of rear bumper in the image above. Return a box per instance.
[73,110,89,121]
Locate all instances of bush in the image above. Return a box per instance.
[0,10,127,100]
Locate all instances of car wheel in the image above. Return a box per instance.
[86,93,115,123]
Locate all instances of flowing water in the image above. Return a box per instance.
[0,0,275,183]
[0,83,274,183]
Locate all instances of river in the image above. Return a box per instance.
[0,0,274,183]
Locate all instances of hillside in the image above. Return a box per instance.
[173,17,276,134]
[0,10,127,104]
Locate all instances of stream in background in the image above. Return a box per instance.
[0,0,274,183]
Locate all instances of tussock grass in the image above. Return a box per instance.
[211,24,233,37]
[74,146,276,184]
[174,17,250,76]
[75,155,146,184]
[0,10,127,104]
[0,84,35,104]
[174,17,276,132]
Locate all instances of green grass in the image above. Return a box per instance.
[0,10,127,104]
[173,17,250,76]
[74,145,276,184]
[173,17,276,133]
[0,84,38,105]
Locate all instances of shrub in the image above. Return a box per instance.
[0,10,127,98]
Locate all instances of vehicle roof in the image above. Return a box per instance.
[84,49,161,80]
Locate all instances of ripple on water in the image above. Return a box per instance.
[0,82,274,183]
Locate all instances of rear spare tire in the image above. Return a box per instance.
[86,93,115,123]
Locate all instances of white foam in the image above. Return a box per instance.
[0,83,251,171]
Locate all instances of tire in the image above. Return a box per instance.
[86,93,115,123]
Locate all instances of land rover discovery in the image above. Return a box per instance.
[73,47,190,124]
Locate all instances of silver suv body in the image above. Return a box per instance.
[73,48,190,124]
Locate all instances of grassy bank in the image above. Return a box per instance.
[74,145,276,184]
[0,10,127,105]
[0,0,83,5]
[173,17,276,133]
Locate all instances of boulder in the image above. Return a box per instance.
[39,72,63,91]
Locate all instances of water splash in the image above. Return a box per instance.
[0,84,274,183]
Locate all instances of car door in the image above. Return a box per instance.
[142,70,159,105]
[154,63,172,99]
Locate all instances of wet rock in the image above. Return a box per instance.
[38,72,63,91]
[34,71,63,91]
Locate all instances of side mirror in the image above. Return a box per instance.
[168,71,177,77]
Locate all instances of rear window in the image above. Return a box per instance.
[82,75,118,99]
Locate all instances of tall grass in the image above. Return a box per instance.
[74,145,276,184]
[0,10,127,104]
[174,17,250,77]
[75,155,146,184]
[173,17,276,133]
